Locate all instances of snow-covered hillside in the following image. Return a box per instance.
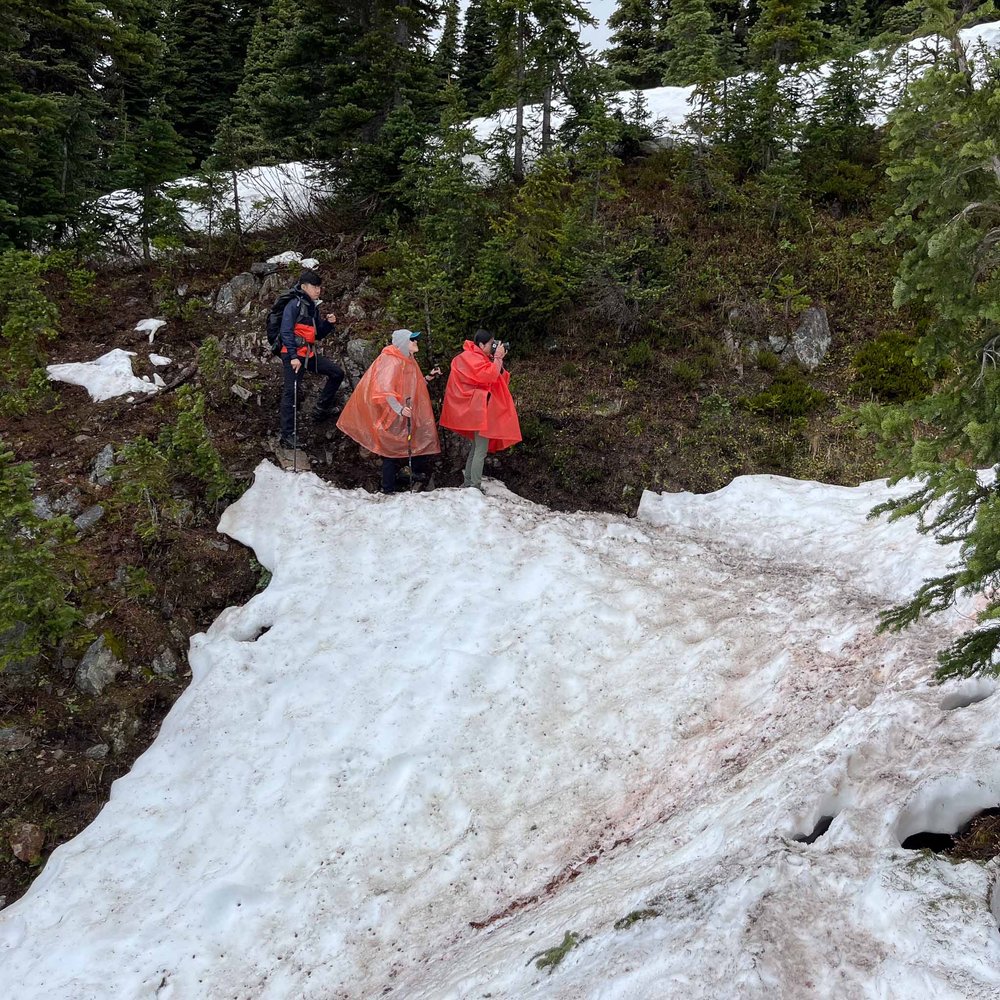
[471,19,1000,151]
[2,465,999,998]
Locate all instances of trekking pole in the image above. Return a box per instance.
[292,371,299,474]
[405,396,413,491]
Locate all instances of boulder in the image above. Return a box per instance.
[0,727,33,753]
[9,822,44,863]
[32,495,54,520]
[346,299,367,321]
[151,647,180,677]
[214,272,259,316]
[84,743,110,760]
[75,636,124,696]
[347,338,375,370]
[792,307,831,371]
[250,261,279,277]
[74,505,105,533]
[0,623,39,679]
[89,444,116,486]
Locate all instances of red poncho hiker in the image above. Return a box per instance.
[337,337,441,460]
[439,340,521,452]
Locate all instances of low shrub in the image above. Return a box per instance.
[851,331,932,402]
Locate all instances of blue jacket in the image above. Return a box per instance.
[280,289,336,359]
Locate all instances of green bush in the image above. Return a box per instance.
[744,367,828,418]
[624,340,654,371]
[115,388,235,540]
[0,250,60,416]
[756,349,781,372]
[671,358,704,387]
[0,443,78,670]
[851,331,933,402]
[197,336,237,407]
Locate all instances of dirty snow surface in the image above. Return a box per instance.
[3,463,1000,999]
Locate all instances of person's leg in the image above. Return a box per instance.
[381,457,399,493]
[279,358,303,442]
[411,454,431,488]
[464,432,489,488]
[309,354,345,416]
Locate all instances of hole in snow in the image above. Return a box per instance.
[900,830,956,852]
[793,815,836,845]
[896,778,1000,856]
[939,678,996,712]
[238,623,272,642]
[901,808,1000,857]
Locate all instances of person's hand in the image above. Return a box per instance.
[326,312,337,324]
[425,366,443,382]
[290,358,302,373]
[494,342,507,363]
[401,404,413,418]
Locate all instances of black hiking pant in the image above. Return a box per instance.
[280,353,344,439]
[381,455,430,493]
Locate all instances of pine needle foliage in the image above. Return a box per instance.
[0,443,78,672]
[115,387,235,541]
[860,2,1000,678]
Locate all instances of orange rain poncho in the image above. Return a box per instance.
[439,341,522,452]
[336,344,441,459]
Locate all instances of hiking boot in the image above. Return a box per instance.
[278,435,303,450]
[312,405,339,425]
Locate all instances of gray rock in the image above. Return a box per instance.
[346,299,367,321]
[84,743,110,760]
[74,504,105,533]
[52,491,83,517]
[32,495,54,520]
[89,444,116,486]
[792,307,831,371]
[347,339,375,369]
[231,383,252,402]
[75,636,124,697]
[594,397,625,418]
[251,261,279,277]
[214,272,259,316]
[259,271,286,302]
[768,333,790,356]
[0,623,39,678]
[0,728,33,753]
[151,647,180,677]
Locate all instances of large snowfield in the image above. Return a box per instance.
[2,463,1000,998]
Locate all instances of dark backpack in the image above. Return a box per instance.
[266,289,304,355]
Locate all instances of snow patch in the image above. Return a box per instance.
[47,349,160,402]
[3,465,1000,998]
[148,353,171,367]
[135,318,166,344]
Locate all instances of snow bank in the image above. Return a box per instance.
[471,19,1000,151]
[46,349,160,402]
[2,466,999,999]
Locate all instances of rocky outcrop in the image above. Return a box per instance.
[792,307,832,371]
[75,636,125,697]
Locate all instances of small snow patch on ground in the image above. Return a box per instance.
[47,349,160,402]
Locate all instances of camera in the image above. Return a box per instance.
[492,340,510,356]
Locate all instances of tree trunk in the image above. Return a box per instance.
[513,9,526,183]
[541,80,552,155]
[231,170,243,242]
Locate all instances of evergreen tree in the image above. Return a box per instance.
[436,0,462,85]
[859,3,1000,677]
[160,0,263,165]
[605,0,670,89]
[663,0,722,86]
[458,0,498,113]
[213,0,300,168]
[0,443,78,672]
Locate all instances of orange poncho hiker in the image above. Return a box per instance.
[337,332,441,460]
[439,338,521,453]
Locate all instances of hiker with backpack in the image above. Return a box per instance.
[439,329,522,490]
[336,329,441,493]
[270,269,344,450]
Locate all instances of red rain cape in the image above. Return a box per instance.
[336,346,441,459]
[438,341,522,453]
